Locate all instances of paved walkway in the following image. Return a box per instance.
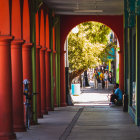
[16,84,140,140]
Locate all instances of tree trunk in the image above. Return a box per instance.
[69,68,85,89]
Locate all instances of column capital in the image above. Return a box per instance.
[45,48,52,54]
[22,42,32,48]
[0,36,13,44]
[36,45,41,49]
[11,39,24,48]
[40,47,46,51]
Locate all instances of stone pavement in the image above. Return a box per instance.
[16,84,140,140]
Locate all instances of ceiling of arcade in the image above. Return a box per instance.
[44,0,124,15]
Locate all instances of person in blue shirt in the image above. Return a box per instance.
[110,83,123,106]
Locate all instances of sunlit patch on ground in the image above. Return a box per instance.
[71,81,114,106]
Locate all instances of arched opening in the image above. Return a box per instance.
[64,21,121,106]
[60,15,124,107]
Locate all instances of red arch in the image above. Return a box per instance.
[60,15,124,91]
[60,15,123,52]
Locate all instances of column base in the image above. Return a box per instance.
[0,132,16,140]
[14,125,26,132]
[54,104,58,107]
[41,110,48,115]
[60,103,67,107]
[47,107,53,111]
[37,114,43,118]
[30,121,38,126]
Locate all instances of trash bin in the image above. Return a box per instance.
[71,84,81,96]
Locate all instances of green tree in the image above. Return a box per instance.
[68,21,114,86]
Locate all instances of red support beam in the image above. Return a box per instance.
[0,0,10,35]
[60,51,67,107]
[40,9,48,114]
[45,50,52,111]
[36,12,43,118]
[0,36,16,140]
[40,48,48,114]
[0,0,16,139]
[11,40,26,132]
[45,13,51,111]
[53,27,57,107]
[36,46,43,117]
[11,0,26,131]
[22,43,32,122]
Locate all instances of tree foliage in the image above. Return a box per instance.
[68,21,115,84]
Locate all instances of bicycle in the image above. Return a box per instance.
[23,79,32,129]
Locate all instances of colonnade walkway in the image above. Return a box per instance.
[16,84,140,140]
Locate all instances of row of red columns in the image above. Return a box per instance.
[0,1,66,139]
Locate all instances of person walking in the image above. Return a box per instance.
[109,71,112,83]
[104,70,109,89]
[93,70,99,89]
[100,70,105,89]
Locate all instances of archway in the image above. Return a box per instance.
[60,15,124,105]
[65,21,120,106]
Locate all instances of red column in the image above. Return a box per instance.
[11,40,26,131]
[45,50,52,111]
[0,36,16,140]
[36,46,43,118]
[53,52,57,107]
[40,48,48,114]
[11,0,26,132]
[60,52,67,107]
[22,43,32,122]
[22,43,32,92]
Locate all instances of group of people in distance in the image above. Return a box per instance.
[92,69,112,89]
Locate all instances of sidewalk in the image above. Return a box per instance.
[16,84,140,140]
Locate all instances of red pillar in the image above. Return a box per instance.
[53,27,57,107]
[40,48,48,114]
[36,11,42,118]
[45,13,51,111]
[22,43,32,92]
[36,46,43,118]
[11,0,26,131]
[0,36,16,140]
[60,52,67,106]
[53,52,57,107]
[11,40,26,131]
[22,43,32,122]
[45,50,52,111]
